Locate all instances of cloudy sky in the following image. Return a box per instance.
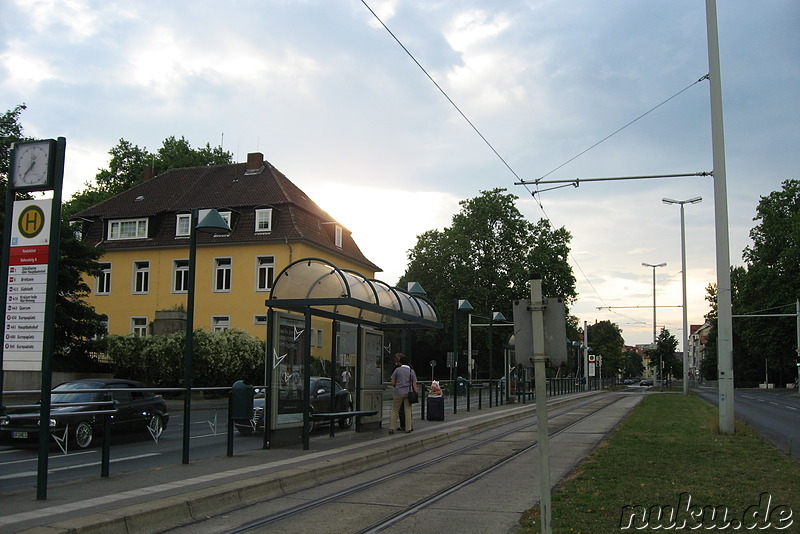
[2,0,798,347]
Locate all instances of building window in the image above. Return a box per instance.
[214,257,232,292]
[255,208,272,232]
[254,315,268,325]
[335,225,343,248]
[109,218,148,240]
[131,317,148,337]
[256,256,275,291]
[176,214,191,237]
[219,211,232,229]
[312,328,324,348]
[96,262,111,295]
[212,316,230,332]
[173,259,189,293]
[133,261,150,294]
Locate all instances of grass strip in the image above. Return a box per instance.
[517,392,800,533]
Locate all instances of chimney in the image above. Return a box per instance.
[143,166,154,181]
[245,152,265,174]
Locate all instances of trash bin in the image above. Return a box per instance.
[230,380,254,419]
[427,396,445,421]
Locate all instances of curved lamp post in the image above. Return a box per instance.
[453,298,473,414]
[663,196,702,395]
[183,208,231,464]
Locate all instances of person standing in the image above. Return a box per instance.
[341,368,352,389]
[389,353,417,433]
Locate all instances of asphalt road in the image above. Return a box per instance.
[694,387,800,462]
[0,400,260,492]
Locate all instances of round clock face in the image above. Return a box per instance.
[13,141,52,188]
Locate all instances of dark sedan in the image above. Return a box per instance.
[0,378,169,450]
[235,377,353,434]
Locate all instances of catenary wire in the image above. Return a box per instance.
[360,1,708,328]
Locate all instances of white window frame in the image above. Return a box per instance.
[253,315,268,325]
[214,257,232,292]
[176,214,191,237]
[335,225,343,248]
[212,316,230,332]
[219,211,232,228]
[131,317,148,337]
[256,255,275,291]
[96,262,112,295]
[133,261,150,294]
[255,208,272,233]
[173,259,189,293]
[312,328,324,348]
[109,218,148,240]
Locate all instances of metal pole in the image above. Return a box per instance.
[583,321,589,392]
[652,268,657,344]
[488,314,493,407]
[680,203,689,395]
[796,299,799,391]
[706,0,735,433]
[530,277,552,534]
[182,209,198,465]
[467,313,473,382]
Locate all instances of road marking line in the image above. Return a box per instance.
[0,453,160,481]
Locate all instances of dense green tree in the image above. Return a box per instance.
[399,188,577,377]
[703,180,800,386]
[621,348,645,378]
[586,320,624,379]
[646,328,679,381]
[0,104,30,232]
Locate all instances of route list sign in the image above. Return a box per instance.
[4,199,51,371]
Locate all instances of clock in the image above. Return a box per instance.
[11,139,55,191]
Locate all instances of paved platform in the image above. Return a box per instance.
[0,390,633,533]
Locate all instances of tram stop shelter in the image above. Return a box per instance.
[261,258,442,449]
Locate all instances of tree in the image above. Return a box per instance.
[621,348,645,378]
[586,320,624,379]
[703,180,800,386]
[646,328,679,382]
[399,188,577,376]
[0,104,30,232]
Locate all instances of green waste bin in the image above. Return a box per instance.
[230,380,254,419]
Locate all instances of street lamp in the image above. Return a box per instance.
[453,298,473,414]
[488,311,506,407]
[183,208,231,464]
[663,196,702,395]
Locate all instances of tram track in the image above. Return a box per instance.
[172,392,635,534]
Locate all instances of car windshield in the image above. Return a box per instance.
[51,382,101,404]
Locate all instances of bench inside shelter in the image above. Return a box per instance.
[312,410,379,437]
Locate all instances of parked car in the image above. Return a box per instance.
[640,379,654,387]
[234,377,353,434]
[0,378,169,449]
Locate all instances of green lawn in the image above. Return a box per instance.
[517,392,800,533]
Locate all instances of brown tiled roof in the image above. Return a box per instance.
[73,154,381,273]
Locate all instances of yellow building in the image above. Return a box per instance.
[74,152,381,344]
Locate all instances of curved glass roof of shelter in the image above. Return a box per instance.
[267,258,442,330]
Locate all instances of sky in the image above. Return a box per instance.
[2,0,798,348]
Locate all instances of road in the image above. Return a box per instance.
[694,387,800,462]
[0,401,259,492]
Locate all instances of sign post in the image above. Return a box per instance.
[1,137,65,500]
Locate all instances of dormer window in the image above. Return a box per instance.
[109,218,148,240]
[255,208,272,233]
[176,214,191,236]
[335,225,343,248]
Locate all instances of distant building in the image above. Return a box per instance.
[73,152,380,342]
[689,322,712,379]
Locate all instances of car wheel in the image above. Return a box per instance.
[235,423,253,435]
[147,414,164,440]
[73,421,93,449]
[339,404,354,428]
